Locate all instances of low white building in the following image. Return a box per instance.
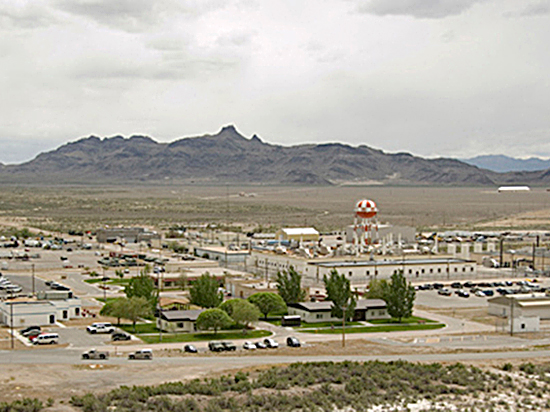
[488,294,550,319]
[310,257,477,286]
[288,299,389,323]
[0,297,82,327]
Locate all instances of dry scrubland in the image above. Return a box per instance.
[0,185,549,233]
[6,360,550,411]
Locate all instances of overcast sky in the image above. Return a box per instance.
[2,0,550,164]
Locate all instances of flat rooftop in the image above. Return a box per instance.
[311,258,472,268]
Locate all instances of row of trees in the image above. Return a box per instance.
[100,264,415,334]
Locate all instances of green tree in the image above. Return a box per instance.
[189,273,223,308]
[196,308,233,334]
[248,292,287,320]
[383,270,416,322]
[115,269,124,279]
[323,269,356,320]
[125,265,156,308]
[221,299,260,328]
[219,298,241,317]
[276,266,306,305]
[125,296,153,332]
[366,278,388,299]
[99,298,126,325]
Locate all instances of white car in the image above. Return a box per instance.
[86,322,115,334]
[475,290,486,297]
[264,338,279,348]
[243,341,257,350]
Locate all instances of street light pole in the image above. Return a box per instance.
[31,263,35,296]
[9,295,14,349]
[342,305,347,348]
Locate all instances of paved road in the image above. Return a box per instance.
[2,347,550,366]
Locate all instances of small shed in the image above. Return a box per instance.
[157,309,204,333]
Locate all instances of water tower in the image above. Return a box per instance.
[353,199,378,251]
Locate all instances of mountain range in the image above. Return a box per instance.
[462,155,550,173]
[1,125,550,186]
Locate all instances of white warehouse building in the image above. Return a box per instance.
[0,297,82,327]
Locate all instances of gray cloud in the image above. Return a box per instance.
[0,2,58,29]
[357,0,485,19]
[69,56,237,82]
[54,0,226,33]
[508,1,550,17]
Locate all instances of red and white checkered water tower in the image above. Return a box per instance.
[354,199,378,249]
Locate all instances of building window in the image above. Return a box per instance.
[421,269,425,274]
[521,323,525,329]
[409,269,412,274]
[471,267,474,272]
[462,267,466,272]
[437,268,441,273]
[349,271,352,276]
[366,270,370,275]
[375,270,378,275]
[430,268,433,274]
[454,267,458,272]
[316,314,323,319]
[177,322,184,328]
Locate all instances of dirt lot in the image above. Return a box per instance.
[0,185,549,233]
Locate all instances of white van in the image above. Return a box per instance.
[33,333,59,345]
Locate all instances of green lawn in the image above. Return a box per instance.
[300,323,445,334]
[368,316,437,325]
[297,321,363,329]
[118,323,158,334]
[139,329,271,344]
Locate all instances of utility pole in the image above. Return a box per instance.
[510,298,514,336]
[342,305,347,348]
[10,296,14,349]
[31,263,35,296]
[158,269,162,342]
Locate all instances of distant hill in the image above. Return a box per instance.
[462,155,550,173]
[1,125,550,186]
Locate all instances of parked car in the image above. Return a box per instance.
[474,290,486,297]
[87,322,115,334]
[33,333,59,345]
[20,326,41,337]
[208,341,226,352]
[483,289,494,296]
[221,341,237,351]
[255,341,267,349]
[184,344,197,353]
[450,282,462,289]
[433,283,444,290]
[128,349,153,360]
[4,285,22,293]
[264,338,279,348]
[286,336,301,347]
[111,332,131,341]
[457,290,470,298]
[438,288,452,296]
[243,341,257,350]
[82,349,109,360]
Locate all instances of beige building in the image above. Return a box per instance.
[488,294,550,319]
[288,299,389,323]
[157,309,203,333]
[225,277,278,299]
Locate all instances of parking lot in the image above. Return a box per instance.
[414,278,550,309]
